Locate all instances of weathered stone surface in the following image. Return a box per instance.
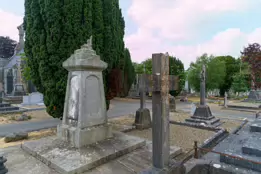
[4,132,28,143]
[134,108,152,130]
[203,120,261,173]
[57,37,111,148]
[250,120,261,132]
[57,123,113,148]
[1,140,182,174]
[140,161,186,174]
[22,132,146,174]
[192,105,213,119]
[0,155,8,174]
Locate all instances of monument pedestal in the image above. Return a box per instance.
[185,105,220,126]
[244,90,261,102]
[57,123,113,148]
[134,108,152,130]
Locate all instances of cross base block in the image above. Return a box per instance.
[134,108,152,130]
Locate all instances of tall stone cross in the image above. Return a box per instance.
[200,64,206,106]
[151,52,177,169]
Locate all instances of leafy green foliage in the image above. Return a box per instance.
[169,56,185,97]
[187,54,226,92]
[231,73,250,93]
[133,56,185,97]
[215,56,239,96]
[24,0,134,118]
[20,53,31,82]
[231,60,251,93]
[0,36,17,59]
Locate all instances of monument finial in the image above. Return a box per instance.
[86,36,92,48]
[81,36,94,51]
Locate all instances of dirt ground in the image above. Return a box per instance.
[0,110,52,125]
[126,125,214,153]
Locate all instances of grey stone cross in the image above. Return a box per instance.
[151,52,175,169]
[200,64,206,106]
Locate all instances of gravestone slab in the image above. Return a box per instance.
[21,92,43,105]
[22,132,145,174]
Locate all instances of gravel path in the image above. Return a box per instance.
[126,125,215,153]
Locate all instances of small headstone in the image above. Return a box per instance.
[0,154,8,174]
[4,132,28,143]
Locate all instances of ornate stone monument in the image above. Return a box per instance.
[185,65,220,126]
[57,36,112,147]
[21,37,145,174]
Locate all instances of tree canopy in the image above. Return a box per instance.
[241,43,261,89]
[215,55,240,96]
[0,36,17,59]
[187,53,226,92]
[24,0,135,118]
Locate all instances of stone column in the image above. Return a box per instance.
[57,36,112,148]
[200,64,206,106]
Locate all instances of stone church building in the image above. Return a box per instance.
[0,23,36,95]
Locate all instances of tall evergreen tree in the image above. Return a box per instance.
[24,0,135,118]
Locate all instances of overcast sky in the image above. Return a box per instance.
[1,0,261,69]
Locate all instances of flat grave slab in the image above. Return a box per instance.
[227,102,261,110]
[203,122,261,173]
[242,134,261,157]
[22,132,146,174]
[2,141,181,174]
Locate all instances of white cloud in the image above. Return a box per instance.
[0,9,23,41]
[125,0,261,69]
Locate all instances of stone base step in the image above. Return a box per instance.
[227,104,261,110]
[0,103,11,108]
[0,106,19,112]
[250,121,261,132]
[185,117,220,125]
